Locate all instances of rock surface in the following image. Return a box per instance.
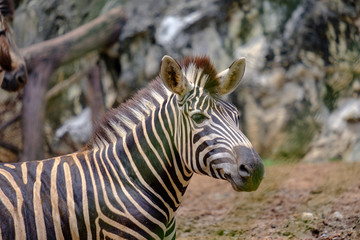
[116,0,360,162]
[304,99,360,162]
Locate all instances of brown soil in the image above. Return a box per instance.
[176,161,360,239]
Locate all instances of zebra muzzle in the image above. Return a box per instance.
[225,145,264,192]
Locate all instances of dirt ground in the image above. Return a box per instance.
[176,161,360,239]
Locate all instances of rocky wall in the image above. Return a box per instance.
[116,0,360,162]
[1,0,359,162]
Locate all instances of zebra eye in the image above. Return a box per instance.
[191,113,208,124]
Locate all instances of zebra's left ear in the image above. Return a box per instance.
[216,58,246,95]
[160,55,192,97]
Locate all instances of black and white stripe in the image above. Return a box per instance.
[0,56,264,239]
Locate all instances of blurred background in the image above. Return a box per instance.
[1,0,359,164]
[0,0,359,238]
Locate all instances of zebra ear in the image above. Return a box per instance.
[160,55,192,97]
[216,58,246,95]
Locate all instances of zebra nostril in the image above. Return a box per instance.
[16,71,27,84]
[239,164,250,178]
[17,75,24,84]
[15,71,27,90]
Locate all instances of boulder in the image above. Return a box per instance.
[303,99,360,162]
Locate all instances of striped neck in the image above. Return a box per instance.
[83,93,193,221]
[88,78,171,150]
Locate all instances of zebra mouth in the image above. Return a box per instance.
[224,173,247,192]
[224,168,262,192]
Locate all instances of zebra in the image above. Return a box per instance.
[0,55,264,239]
[0,0,28,92]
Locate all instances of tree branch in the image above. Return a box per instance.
[22,7,125,71]
[20,6,126,161]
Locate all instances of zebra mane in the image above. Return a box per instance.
[87,56,220,149]
[180,56,219,94]
[87,78,170,149]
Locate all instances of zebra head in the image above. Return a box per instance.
[160,55,264,192]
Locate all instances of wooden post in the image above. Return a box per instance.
[22,61,56,161]
[87,61,105,125]
[20,7,125,161]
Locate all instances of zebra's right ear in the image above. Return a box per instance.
[216,58,246,95]
[160,55,192,97]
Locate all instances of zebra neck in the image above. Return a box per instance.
[86,95,193,219]
[121,95,193,210]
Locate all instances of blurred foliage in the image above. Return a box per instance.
[276,108,320,161]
